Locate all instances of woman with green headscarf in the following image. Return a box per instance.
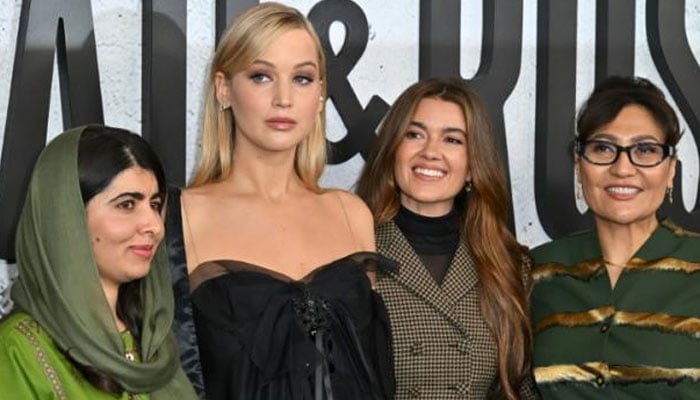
[0,125,196,399]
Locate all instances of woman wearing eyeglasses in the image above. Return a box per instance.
[529,76,700,399]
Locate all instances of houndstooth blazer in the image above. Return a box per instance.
[376,221,538,400]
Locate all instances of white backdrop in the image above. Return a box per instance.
[1,0,699,314]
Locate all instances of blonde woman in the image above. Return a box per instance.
[165,3,394,399]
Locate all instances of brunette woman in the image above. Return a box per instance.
[530,76,699,398]
[357,78,537,399]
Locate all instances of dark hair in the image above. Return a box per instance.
[74,124,167,394]
[577,76,681,146]
[78,125,167,204]
[356,78,532,399]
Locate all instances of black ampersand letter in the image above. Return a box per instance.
[308,0,389,163]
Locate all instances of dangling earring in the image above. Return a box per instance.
[464,181,473,193]
[576,181,583,200]
[667,187,674,204]
[574,166,583,201]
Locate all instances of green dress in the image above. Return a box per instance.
[531,220,700,399]
[0,312,148,399]
[5,127,196,399]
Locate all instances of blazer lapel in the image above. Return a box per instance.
[441,242,480,305]
[377,222,460,324]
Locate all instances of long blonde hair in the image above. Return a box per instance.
[190,2,327,191]
[357,78,532,399]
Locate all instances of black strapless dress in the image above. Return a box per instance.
[190,252,396,400]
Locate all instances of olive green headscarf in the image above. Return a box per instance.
[11,127,196,399]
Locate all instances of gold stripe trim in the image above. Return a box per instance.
[536,362,700,385]
[612,365,700,383]
[534,257,700,283]
[536,308,700,339]
[661,219,700,238]
[535,362,606,383]
[533,259,603,282]
[535,306,615,333]
[16,319,67,400]
[615,311,700,339]
[624,257,700,274]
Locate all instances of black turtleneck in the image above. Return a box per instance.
[394,205,461,284]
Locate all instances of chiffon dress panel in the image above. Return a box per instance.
[190,252,396,400]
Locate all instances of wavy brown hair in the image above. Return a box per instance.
[356,78,532,399]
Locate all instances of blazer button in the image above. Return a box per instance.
[456,339,470,354]
[600,323,610,333]
[408,385,422,398]
[448,382,469,396]
[410,341,425,355]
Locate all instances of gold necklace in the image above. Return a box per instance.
[603,259,627,269]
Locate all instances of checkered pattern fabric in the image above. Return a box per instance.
[376,221,538,399]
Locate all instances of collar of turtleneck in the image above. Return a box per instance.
[394,205,461,256]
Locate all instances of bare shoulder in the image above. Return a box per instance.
[179,182,239,235]
[181,182,233,210]
[181,184,206,206]
[324,189,375,251]
[323,189,372,222]
[182,182,222,200]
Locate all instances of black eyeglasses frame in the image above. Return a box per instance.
[574,139,676,168]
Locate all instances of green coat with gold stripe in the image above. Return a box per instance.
[531,220,700,399]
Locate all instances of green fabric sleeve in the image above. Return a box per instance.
[0,314,59,399]
[0,313,151,399]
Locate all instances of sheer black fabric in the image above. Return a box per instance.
[394,206,460,284]
[164,187,206,398]
[190,252,396,400]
